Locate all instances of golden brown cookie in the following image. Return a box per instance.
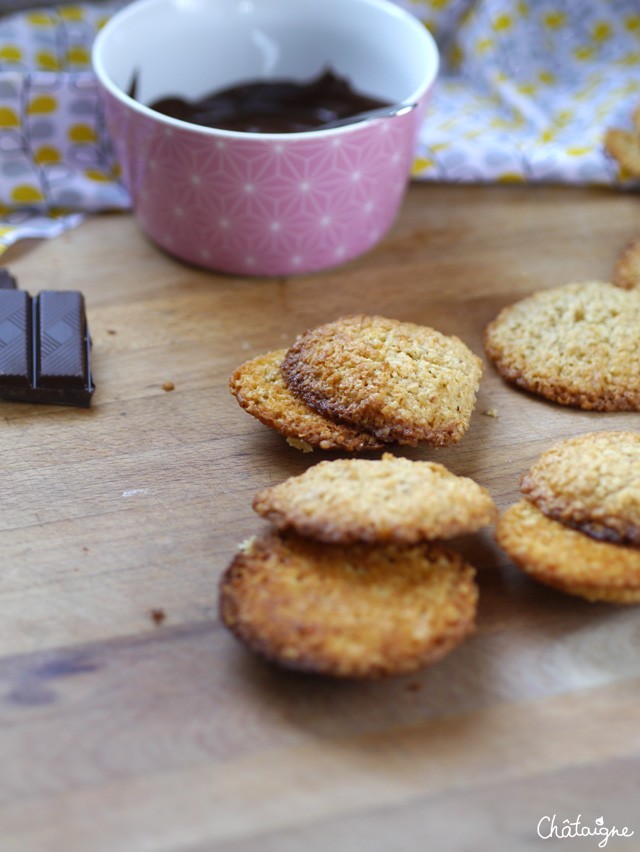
[613,237,640,290]
[219,532,478,678]
[281,314,483,447]
[520,431,640,546]
[229,349,382,452]
[253,453,497,544]
[496,500,640,603]
[604,127,640,178]
[484,281,640,411]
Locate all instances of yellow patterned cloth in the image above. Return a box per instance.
[0,0,639,252]
[0,2,126,253]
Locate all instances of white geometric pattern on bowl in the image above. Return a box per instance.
[103,90,429,276]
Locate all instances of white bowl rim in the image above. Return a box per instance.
[91,0,439,141]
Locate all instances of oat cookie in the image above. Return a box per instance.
[496,500,640,603]
[281,314,483,447]
[613,237,640,290]
[229,349,382,452]
[521,431,640,546]
[253,454,497,544]
[604,127,640,178]
[219,532,478,678]
[484,281,640,411]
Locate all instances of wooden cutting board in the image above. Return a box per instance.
[1,182,639,852]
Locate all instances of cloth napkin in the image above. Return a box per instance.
[1,0,639,254]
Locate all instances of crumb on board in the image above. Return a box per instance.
[162,381,175,392]
[238,536,257,553]
[150,608,166,625]
[107,329,117,335]
[484,408,499,418]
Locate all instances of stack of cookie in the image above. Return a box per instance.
[230,314,483,451]
[219,454,498,678]
[496,432,640,603]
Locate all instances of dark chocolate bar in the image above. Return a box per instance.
[0,269,17,290]
[0,289,94,407]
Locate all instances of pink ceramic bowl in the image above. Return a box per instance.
[92,0,438,276]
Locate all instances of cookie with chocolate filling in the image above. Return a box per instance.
[496,500,640,604]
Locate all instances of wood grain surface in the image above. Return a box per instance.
[1,182,640,852]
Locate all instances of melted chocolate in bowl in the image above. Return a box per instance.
[140,70,391,133]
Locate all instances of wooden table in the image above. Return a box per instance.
[1,182,639,852]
